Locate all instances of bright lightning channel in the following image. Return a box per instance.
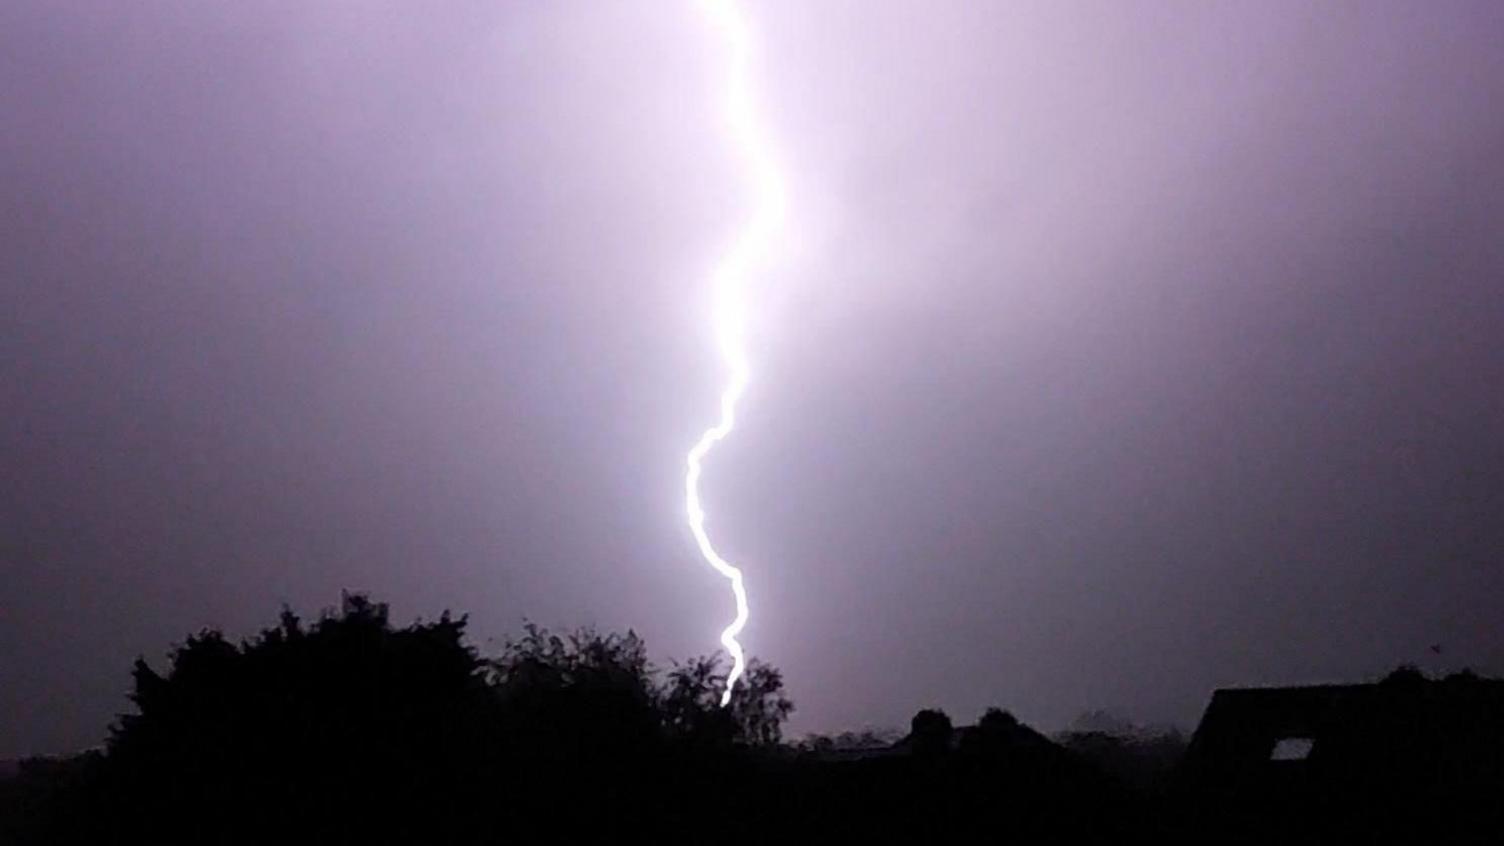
[686,0,786,707]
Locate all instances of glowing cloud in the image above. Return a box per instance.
[685,0,786,707]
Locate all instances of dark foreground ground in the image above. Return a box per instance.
[4,734,1501,844]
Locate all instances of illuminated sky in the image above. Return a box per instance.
[4,0,1503,754]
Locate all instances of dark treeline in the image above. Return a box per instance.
[2,594,1500,844]
[0,594,1140,843]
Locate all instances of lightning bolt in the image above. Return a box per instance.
[686,0,786,707]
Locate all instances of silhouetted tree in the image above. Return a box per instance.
[957,706,1022,759]
[979,706,1020,732]
[489,623,661,761]
[661,655,794,748]
[101,593,497,843]
[910,708,953,756]
[1382,663,1428,686]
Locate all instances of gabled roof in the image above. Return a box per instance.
[1183,674,1504,792]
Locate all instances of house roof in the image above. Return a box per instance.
[1182,673,1504,791]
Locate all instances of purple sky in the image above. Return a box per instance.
[4,0,1504,755]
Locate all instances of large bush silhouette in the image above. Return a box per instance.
[104,596,498,842]
[65,594,796,843]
